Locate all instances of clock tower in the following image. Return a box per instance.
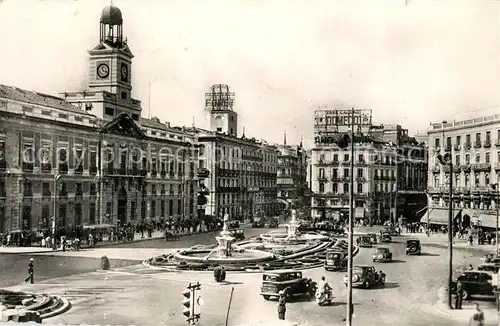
[61,4,142,123]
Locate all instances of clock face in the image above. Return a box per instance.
[121,64,128,82]
[97,63,109,79]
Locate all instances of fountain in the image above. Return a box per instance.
[146,210,359,272]
[204,214,235,259]
[258,209,329,243]
[285,209,300,241]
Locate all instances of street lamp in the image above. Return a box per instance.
[329,109,353,326]
[491,183,499,255]
[53,173,61,250]
[436,152,453,309]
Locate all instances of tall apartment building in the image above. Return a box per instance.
[275,137,309,211]
[310,109,427,224]
[0,5,199,233]
[194,84,278,221]
[425,114,500,228]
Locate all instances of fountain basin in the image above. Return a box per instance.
[173,249,275,264]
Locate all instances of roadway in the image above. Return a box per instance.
[2,227,498,325]
[0,227,271,288]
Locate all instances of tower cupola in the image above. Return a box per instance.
[100,5,124,46]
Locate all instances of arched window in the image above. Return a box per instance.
[485,173,490,186]
[319,182,325,193]
[465,174,469,188]
[332,183,338,193]
[434,175,439,188]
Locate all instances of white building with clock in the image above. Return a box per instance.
[59,5,142,123]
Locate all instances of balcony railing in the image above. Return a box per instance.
[74,165,83,174]
[444,145,452,152]
[22,162,33,171]
[474,141,481,149]
[317,176,328,181]
[495,139,500,147]
[58,163,68,174]
[151,169,158,176]
[465,143,472,150]
[484,140,491,148]
[89,166,97,174]
[41,163,51,172]
[461,164,471,172]
[494,162,500,171]
[141,169,148,176]
[471,163,491,171]
[160,170,167,177]
[453,144,461,151]
[198,168,210,178]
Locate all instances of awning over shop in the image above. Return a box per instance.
[420,208,461,225]
[477,214,499,229]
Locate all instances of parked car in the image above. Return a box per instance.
[382,227,400,236]
[228,228,245,241]
[367,233,378,244]
[356,235,373,248]
[268,218,279,228]
[325,249,347,271]
[405,239,421,255]
[372,247,393,262]
[451,271,495,299]
[252,218,265,228]
[477,264,499,289]
[260,270,316,300]
[379,232,392,243]
[343,265,386,289]
[229,221,240,229]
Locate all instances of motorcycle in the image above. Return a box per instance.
[315,288,334,306]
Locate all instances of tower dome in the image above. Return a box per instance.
[100,5,123,25]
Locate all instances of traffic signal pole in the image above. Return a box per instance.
[346,108,355,326]
[182,282,201,325]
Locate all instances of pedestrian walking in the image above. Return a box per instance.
[277,290,286,320]
[454,279,463,309]
[469,303,485,326]
[24,258,34,284]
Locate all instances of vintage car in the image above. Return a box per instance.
[372,247,393,262]
[379,232,392,243]
[252,218,265,228]
[268,218,280,228]
[382,227,400,236]
[484,253,500,264]
[451,271,496,299]
[367,233,378,244]
[405,239,421,255]
[343,265,386,289]
[325,249,347,271]
[228,228,245,241]
[228,220,240,229]
[356,235,373,248]
[260,270,316,300]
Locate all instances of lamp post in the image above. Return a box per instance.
[329,110,353,325]
[437,152,453,309]
[347,108,355,325]
[492,183,499,255]
[52,173,61,250]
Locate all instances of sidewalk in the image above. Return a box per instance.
[0,229,217,255]
[434,287,499,325]
[401,232,496,253]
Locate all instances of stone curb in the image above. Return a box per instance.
[40,296,71,320]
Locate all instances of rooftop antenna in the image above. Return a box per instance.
[242,126,246,137]
[300,134,303,148]
[284,130,287,146]
[192,116,195,128]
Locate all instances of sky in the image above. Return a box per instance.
[0,0,499,147]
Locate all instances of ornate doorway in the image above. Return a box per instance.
[117,187,127,226]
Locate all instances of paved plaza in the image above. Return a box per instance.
[2,227,499,325]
